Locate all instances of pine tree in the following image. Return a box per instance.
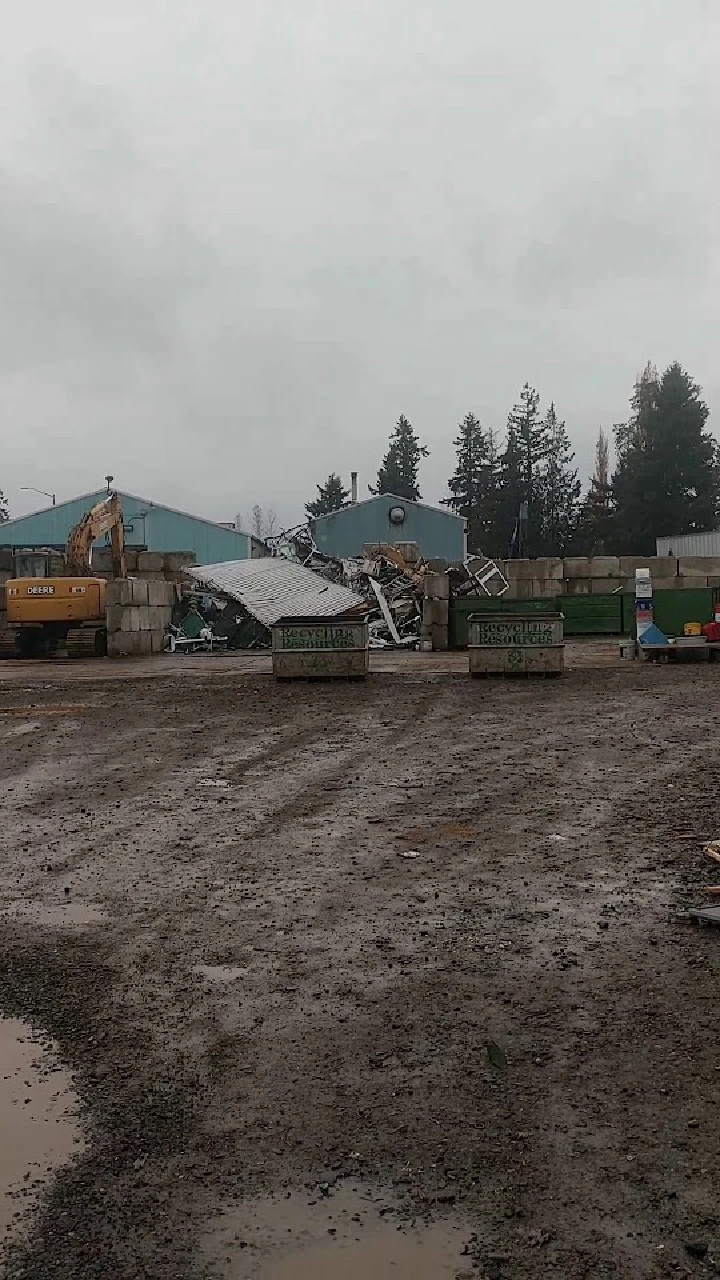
[305,474,350,519]
[496,419,526,557]
[371,415,429,501]
[575,428,615,554]
[442,413,498,553]
[613,362,719,552]
[538,404,581,556]
[495,384,549,556]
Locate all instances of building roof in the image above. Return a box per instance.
[1,488,251,538]
[310,493,464,524]
[187,557,365,629]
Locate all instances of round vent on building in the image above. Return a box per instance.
[389,506,406,526]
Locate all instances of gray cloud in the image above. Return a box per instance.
[2,0,718,524]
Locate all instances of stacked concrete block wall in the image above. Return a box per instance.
[90,549,196,584]
[106,579,175,657]
[422,572,449,650]
[498,556,720,598]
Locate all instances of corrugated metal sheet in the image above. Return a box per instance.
[656,531,720,557]
[187,558,365,629]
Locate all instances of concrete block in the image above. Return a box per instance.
[150,629,166,654]
[148,580,174,607]
[707,576,720,589]
[424,598,449,627]
[163,552,196,572]
[563,578,591,595]
[504,558,563,581]
[564,556,620,578]
[531,578,562,598]
[678,556,720,577]
[431,623,448,652]
[125,550,138,573]
[658,577,706,590]
[424,573,450,600]
[130,578,149,605]
[427,559,448,573]
[591,578,624,595]
[106,605,124,634]
[108,632,136,657]
[138,552,164,573]
[120,606,141,632]
[619,555,672,578]
[136,605,151,632]
[107,580,133,608]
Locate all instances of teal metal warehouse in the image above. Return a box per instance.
[310,494,466,562]
[0,490,256,563]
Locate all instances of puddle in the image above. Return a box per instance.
[261,1226,466,1278]
[0,1018,83,1237]
[205,1184,468,1279]
[2,901,107,928]
[194,964,249,984]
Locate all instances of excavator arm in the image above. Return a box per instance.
[65,492,127,578]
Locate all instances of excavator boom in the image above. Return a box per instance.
[66,492,126,578]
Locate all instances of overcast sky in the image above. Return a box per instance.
[2,0,718,530]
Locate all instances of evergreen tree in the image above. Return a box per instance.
[613,362,719,552]
[538,403,581,556]
[495,384,549,556]
[0,489,7,523]
[574,428,615,554]
[371,415,429,501]
[305,473,350,519]
[442,413,498,552]
[496,419,526,557]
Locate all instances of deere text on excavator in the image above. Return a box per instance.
[1,492,127,658]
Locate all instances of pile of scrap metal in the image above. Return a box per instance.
[449,556,510,599]
[266,526,509,648]
[266,527,427,647]
[183,556,366,649]
[180,532,511,653]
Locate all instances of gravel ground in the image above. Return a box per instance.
[1,654,719,1279]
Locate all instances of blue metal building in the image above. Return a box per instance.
[310,494,466,562]
[0,490,255,562]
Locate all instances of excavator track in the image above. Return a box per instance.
[66,627,107,659]
[0,629,18,658]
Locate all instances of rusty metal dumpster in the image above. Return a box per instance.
[272,615,369,680]
[468,612,564,677]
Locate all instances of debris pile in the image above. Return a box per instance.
[182,555,365,650]
[268,529,430,647]
[176,527,509,652]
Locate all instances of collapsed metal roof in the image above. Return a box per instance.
[187,557,365,629]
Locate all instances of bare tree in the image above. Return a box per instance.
[252,504,264,540]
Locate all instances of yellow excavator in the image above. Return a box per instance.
[1,492,126,658]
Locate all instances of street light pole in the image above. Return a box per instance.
[21,486,56,506]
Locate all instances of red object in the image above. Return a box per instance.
[702,622,720,642]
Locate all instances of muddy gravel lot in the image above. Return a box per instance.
[1,652,719,1279]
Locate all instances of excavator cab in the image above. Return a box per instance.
[11,550,54,579]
